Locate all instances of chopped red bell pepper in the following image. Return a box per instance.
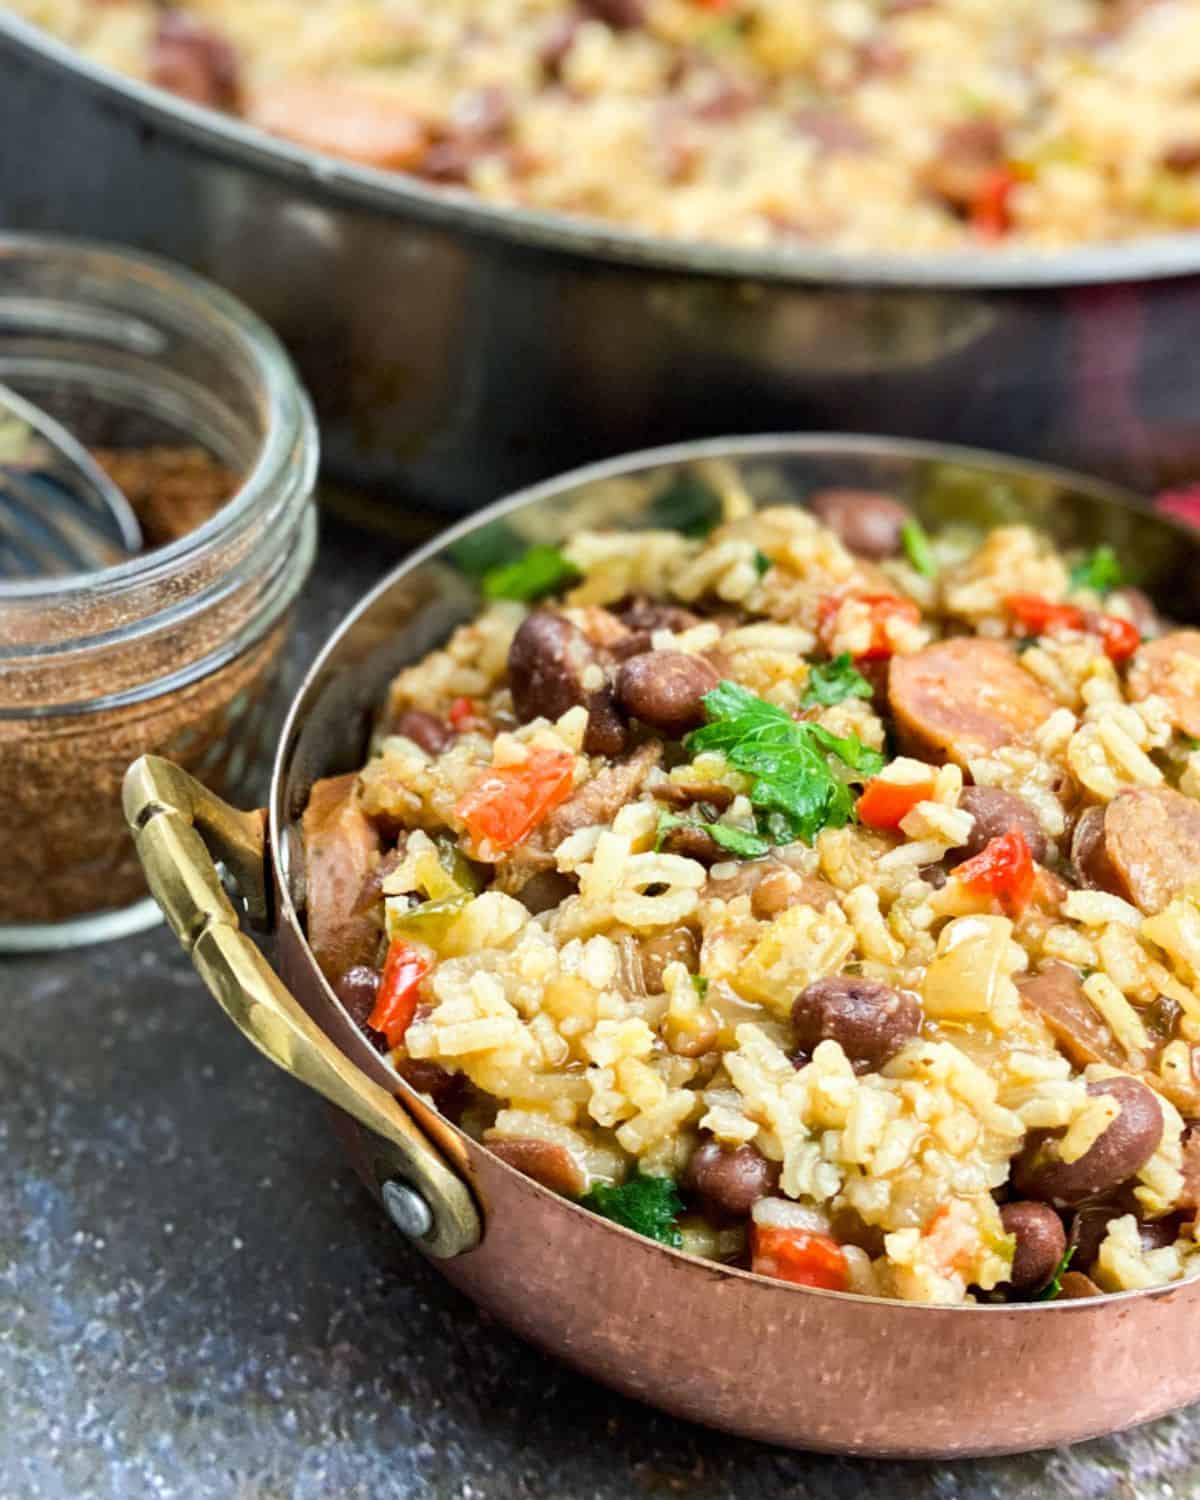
[818,590,922,662]
[1005,595,1140,663]
[448,695,489,732]
[367,937,433,1048]
[751,1224,850,1291]
[1006,594,1085,635]
[954,829,1036,917]
[455,747,575,852]
[857,776,937,831]
[971,165,1017,240]
[1093,613,1140,664]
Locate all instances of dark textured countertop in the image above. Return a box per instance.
[6,513,1200,1500]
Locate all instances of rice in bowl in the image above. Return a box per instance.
[302,467,1200,1305]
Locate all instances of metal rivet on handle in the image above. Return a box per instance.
[381,1179,434,1241]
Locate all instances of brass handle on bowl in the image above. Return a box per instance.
[122,754,481,1259]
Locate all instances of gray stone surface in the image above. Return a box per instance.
[5,516,1200,1499]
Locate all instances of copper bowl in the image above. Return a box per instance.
[124,436,1200,1457]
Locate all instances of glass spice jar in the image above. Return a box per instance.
[0,235,317,949]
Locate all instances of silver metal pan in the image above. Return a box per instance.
[4,17,1200,513]
[124,436,1200,1457]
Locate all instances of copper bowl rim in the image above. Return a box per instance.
[271,431,1200,1315]
[8,10,1200,293]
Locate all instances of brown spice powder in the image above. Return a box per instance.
[92,445,238,548]
[0,447,291,929]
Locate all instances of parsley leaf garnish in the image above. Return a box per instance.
[1069,545,1123,596]
[656,809,770,860]
[482,544,580,602]
[684,681,884,846]
[901,518,937,578]
[754,549,772,577]
[581,1173,684,1247]
[645,474,722,538]
[1035,1244,1076,1302]
[691,974,710,998]
[801,652,873,709]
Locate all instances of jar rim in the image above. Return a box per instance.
[0,233,317,625]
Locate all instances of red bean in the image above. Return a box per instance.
[391,708,454,755]
[1013,1077,1164,1207]
[999,1201,1067,1292]
[616,651,720,738]
[684,1141,778,1219]
[792,976,921,1072]
[808,488,910,558]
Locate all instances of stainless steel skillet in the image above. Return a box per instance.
[5,13,1200,510]
[124,436,1200,1457]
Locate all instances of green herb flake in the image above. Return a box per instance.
[1183,736,1200,752]
[900,518,937,578]
[1035,1244,1076,1302]
[581,1172,684,1247]
[691,974,710,998]
[1069,545,1123,596]
[482,544,580,602]
[801,652,873,709]
[684,681,884,847]
[655,809,771,860]
[754,549,772,577]
[645,474,723,538]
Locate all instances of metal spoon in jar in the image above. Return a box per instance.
[0,381,142,579]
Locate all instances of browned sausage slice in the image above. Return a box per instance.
[487,1138,587,1196]
[1097,787,1200,914]
[1128,629,1200,738]
[1016,961,1125,1071]
[888,638,1057,766]
[303,772,382,982]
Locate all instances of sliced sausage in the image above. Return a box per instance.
[684,1141,778,1220]
[888,638,1057,767]
[390,708,454,756]
[303,773,382,982]
[999,1201,1067,1292]
[1016,961,1125,1071]
[1077,787,1200,915]
[1128,629,1200,738]
[247,82,428,170]
[150,10,240,110]
[920,118,1006,211]
[488,1138,587,1197]
[792,976,921,1072]
[1013,1076,1163,1207]
[807,488,910,558]
[508,609,628,756]
[540,740,662,847]
[616,651,719,738]
[953,787,1047,864]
